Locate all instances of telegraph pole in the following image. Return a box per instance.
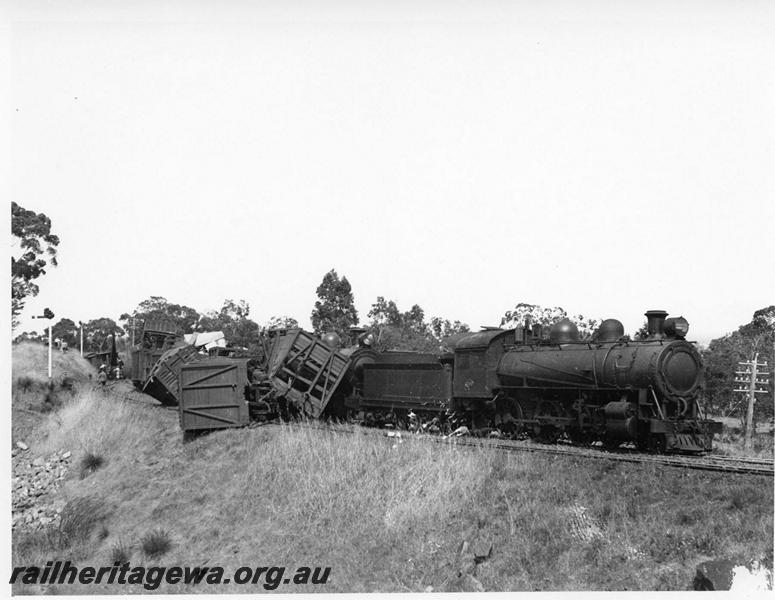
[79,321,84,356]
[735,352,771,451]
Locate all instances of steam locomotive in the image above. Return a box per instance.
[148,309,721,454]
[341,310,722,453]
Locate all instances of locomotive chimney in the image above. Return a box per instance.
[644,310,668,340]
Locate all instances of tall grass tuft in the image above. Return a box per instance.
[79,452,105,479]
[108,541,132,565]
[40,385,63,413]
[58,497,109,547]
[141,529,173,559]
[16,375,43,393]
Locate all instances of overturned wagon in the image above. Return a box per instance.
[143,344,204,406]
[178,328,352,432]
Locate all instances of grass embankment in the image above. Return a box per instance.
[12,386,774,593]
[11,342,96,444]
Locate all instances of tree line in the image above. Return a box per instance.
[11,202,773,422]
[702,306,775,424]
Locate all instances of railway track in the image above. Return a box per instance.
[464,436,775,476]
[263,420,774,477]
[102,382,179,412]
[106,386,773,477]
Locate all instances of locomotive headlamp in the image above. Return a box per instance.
[664,317,689,339]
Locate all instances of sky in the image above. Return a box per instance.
[6,0,775,346]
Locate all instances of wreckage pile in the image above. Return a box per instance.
[12,443,71,530]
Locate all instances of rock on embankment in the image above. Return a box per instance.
[12,444,72,530]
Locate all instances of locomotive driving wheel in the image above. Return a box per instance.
[494,394,524,438]
[533,400,562,444]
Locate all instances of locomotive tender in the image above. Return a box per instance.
[168,309,721,453]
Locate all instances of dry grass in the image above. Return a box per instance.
[13,495,112,571]
[36,389,173,460]
[12,342,97,444]
[12,341,95,383]
[13,388,774,593]
[712,428,774,458]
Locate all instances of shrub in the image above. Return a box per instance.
[79,452,105,479]
[141,529,173,559]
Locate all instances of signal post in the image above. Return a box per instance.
[32,308,55,384]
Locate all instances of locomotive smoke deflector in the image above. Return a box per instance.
[645,310,669,340]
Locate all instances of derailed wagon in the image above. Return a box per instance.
[178,328,352,431]
[143,344,205,406]
[129,318,184,388]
